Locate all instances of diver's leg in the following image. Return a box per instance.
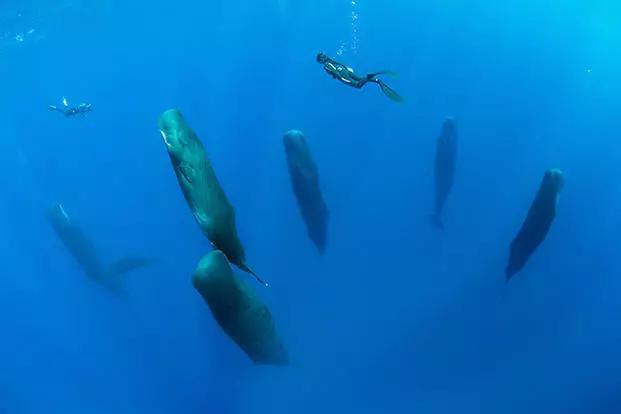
[354,74,378,88]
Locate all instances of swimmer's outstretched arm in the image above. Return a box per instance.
[48,105,65,114]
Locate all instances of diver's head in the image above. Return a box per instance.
[316,53,328,64]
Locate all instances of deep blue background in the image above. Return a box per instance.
[1,0,620,413]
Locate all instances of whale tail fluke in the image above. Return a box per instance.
[107,256,152,278]
[429,213,444,231]
[238,263,269,287]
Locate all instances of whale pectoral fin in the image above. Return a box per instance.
[107,256,151,278]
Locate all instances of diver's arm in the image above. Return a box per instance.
[323,65,338,78]
[326,60,355,75]
[48,105,67,114]
[325,56,341,65]
[325,62,341,74]
[325,62,357,86]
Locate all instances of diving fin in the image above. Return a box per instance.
[376,70,399,79]
[377,80,404,103]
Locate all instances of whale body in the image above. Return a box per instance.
[158,109,264,285]
[47,203,150,292]
[283,129,329,252]
[506,169,565,279]
[192,250,288,365]
[430,118,458,230]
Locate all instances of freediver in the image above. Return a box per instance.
[48,97,92,117]
[316,52,404,102]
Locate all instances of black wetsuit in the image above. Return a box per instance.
[321,57,375,88]
[317,54,404,102]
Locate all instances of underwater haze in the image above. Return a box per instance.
[1,0,621,413]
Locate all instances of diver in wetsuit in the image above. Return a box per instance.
[316,52,403,102]
[48,97,92,117]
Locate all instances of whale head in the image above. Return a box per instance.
[441,117,457,137]
[544,169,565,193]
[47,203,74,232]
[158,109,194,167]
[283,129,306,156]
[48,203,71,223]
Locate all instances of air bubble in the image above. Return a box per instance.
[336,0,360,56]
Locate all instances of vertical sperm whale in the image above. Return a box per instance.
[158,109,265,285]
[283,129,329,252]
[430,118,458,230]
[506,169,565,279]
[47,203,150,292]
[192,250,288,365]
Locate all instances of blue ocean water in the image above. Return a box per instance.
[1,0,620,412]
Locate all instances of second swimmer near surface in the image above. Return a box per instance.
[48,96,92,117]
